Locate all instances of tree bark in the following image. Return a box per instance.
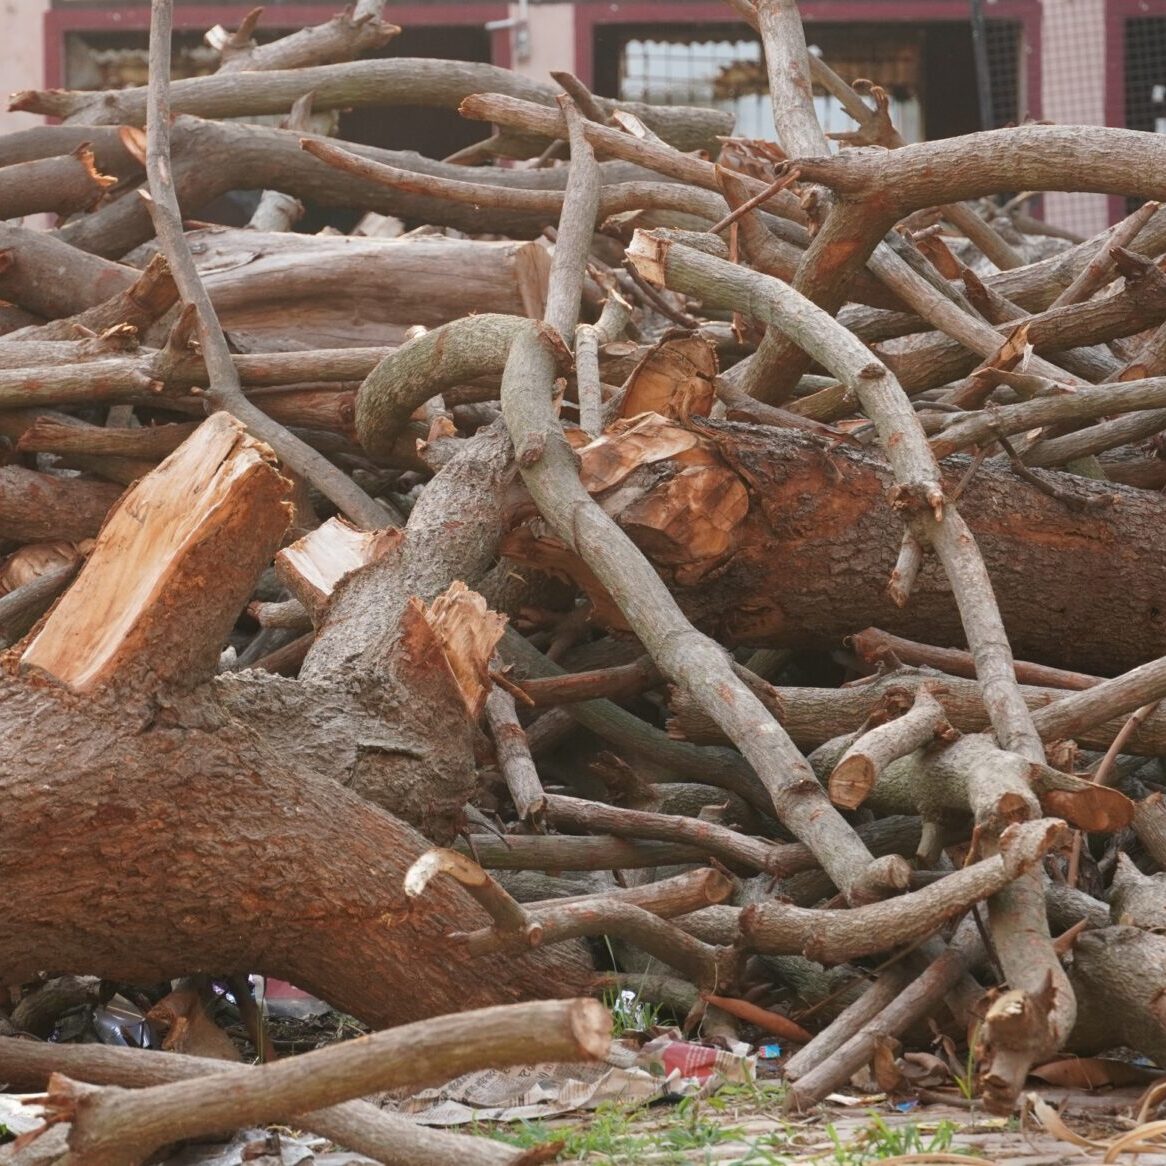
[505,421,1166,675]
[0,415,591,1022]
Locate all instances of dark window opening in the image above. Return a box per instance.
[1124,18,1166,214]
[62,23,495,232]
[594,19,1021,144]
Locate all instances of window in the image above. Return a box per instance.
[616,26,926,146]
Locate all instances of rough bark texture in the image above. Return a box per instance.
[505,421,1165,675]
[6,0,1166,1132]
[0,683,588,1027]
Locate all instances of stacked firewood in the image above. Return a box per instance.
[3,0,1166,1159]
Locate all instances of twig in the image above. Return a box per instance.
[484,683,547,826]
[782,964,912,1078]
[1030,655,1166,743]
[887,531,925,608]
[623,262,701,329]
[510,654,663,706]
[707,170,800,235]
[575,285,631,438]
[456,875,734,985]
[549,70,609,125]
[405,849,536,937]
[996,433,1117,511]
[543,98,601,340]
[1048,201,1160,308]
[849,627,1101,692]
[785,930,977,1109]
[543,792,793,875]
[1091,701,1163,787]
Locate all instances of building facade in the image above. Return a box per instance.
[4,0,1164,234]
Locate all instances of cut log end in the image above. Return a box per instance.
[17,413,291,694]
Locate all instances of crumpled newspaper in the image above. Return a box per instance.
[390,1030,756,1125]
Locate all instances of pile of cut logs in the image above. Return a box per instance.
[3,0,1166,1159]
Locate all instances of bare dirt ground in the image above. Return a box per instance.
[476,1086,1166,1165]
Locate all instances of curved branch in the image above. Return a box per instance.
[793,125,1166,213]
[0,1038,523,1166]
[54,999,609,1166]
[356,314,529,458]
[15,58,730,151]
[145,0,390,529]
[740,818,1066,964]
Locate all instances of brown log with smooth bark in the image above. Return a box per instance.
[52,117,663,259]
[0,223,138,317]
[0,123,140,176]
[212,4,402,73]
[0,146,115,219]
[149,226,551,348]
[8,253,179,342]
[14,58,730,151]
[0,466,123,543]
[0,1037,524,1166]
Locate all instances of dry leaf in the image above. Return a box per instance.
[146,987,242,1062]
[901,1051,954,1088]
[717,136,789,182]
[871,1036,906,1093]
[914,233,963,280]
[1030,1057,1163,1090]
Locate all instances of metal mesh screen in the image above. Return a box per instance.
[617,25,926,147]
[981,18,1023,129]
[1127,17,1166,134]
[1125,17,1166,217]
[1039,1,1111,237]
[615,19,1028,154]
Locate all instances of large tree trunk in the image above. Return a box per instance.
[504,418,1166,676]
[0,676,591,1026]
[0,413,590,1026]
